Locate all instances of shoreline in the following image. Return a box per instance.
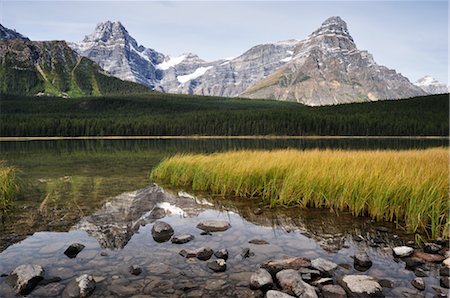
[0,135,448,142]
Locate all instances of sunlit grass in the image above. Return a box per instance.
[151,148,449,238]
[0,162,19,213]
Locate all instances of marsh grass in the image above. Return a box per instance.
[0,163,19,214]
[151,148,449,238]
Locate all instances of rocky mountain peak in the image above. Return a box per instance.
[415,76,449,94]
[0,24,29,41]
[308,16,354,43]
[82,20,131,44]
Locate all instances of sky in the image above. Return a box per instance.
[1,1,448,83]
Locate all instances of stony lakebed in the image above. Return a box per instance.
[0,184,449,298]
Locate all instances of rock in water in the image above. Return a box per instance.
[249,239,270,245]
[276,269,318,298]
[196,220,231,232]
[151,221,174,243]
[64,243,85,258]
[9,264,45,294]
[171,234,194,244]
[196,247,214,261]
[214,248,229,260]
[207,259,227,272]
[63,274,96,298]
[338,275,383,297]
[411,277,425,290]
[311,258,338,275]
[414,251,445,263]
[424,242,442,254]
[393,246,414,257]
[129,265,142,275]
[266,290,296,298]
[249,268,273,290]
[262,257,311,275]
[353,252,372,270]
[321,284,347,298]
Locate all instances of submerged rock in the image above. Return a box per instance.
[262,257,311,275]
[353,252,372,270]
[393,246,414,258]
[64,243,85,258]
[249,239,270,245]
[276,269,318,298]
[411,277,425,291]
[180,247,214,260]
[151,221,174,243]
[321,284,347,298]
[207,259,227,272]
[249,268,273,290]
[414,268,428,277]
[440,277,449,288]
[129,265,142,275]
[9,264,45,295]
[266,290,295,298]
[214,248,229,260]
[63,274,96,298]
[171,234,194,244]
[196,220,231,232]
[338,275,383,297]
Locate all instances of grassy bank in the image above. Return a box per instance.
[151,148,449,238]
[0,163,19,213]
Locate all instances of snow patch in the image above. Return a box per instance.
[156,55,187,70]
[281,56,292,62]
[177,66,212,83]
[155,202,186,217]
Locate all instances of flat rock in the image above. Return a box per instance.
[322,284,347,298]
[207,259,227,272]
[171,234,194,244]
[262,257,311,275]
[196,220,231,232]
[411,277,425,291]
[151,221,174,243]
[214,248,229,260]
[338,275,383,297]
[249,239,270,245]
[311,258,338,275]
[414,251,445,263]
[9,264,45,295]
[249,268,273,290]
[266,290,295,298]
[393,246,414,257]
[276,269,318,298]
[64,243,85,258]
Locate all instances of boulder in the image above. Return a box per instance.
[262,257,311,275]
[276,269,318,298]
[171,234,194,244]
[311,258,338,275]
[414,251,445,263]
[151,221,174,243]
[9,264,45,295]
[353,252,372,269]
[207,259,227,272]
[249,268,273,290]
[393,246,414,257]
[64,243,85,258]
[322,284,347,298]
[338,275,383,297]
[214,248,229,260]
[411,277,425,291]
[266,290,295,298]
[196,220,231,232]
[63,274,96,298]
[424,242,442,254]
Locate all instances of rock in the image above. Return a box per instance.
[179,249,197,258]
[414,251,445,263]
[375,226,391,233]
[207,259,227,272]
[253,208,263,215]
[249,239,270,245]
[196,220,231,232]
[276,269,318,298]
[443,257,450,268]
[378,279,393,288]
[196,247,214,261]
[433,238,447,246]
[440,266,449,276]
[338,275,383,297]
[322,284,347,298]
[129,265,142,275]
[299,268,321,280]
[311,258,338,275]
[9,264,45,294]
[262,257,311,275]
[63,274,96,298]
[214,248,229,260]
[171,234,194,244]
[64,243,85,258]
[241,248,254,259]
[266,290,295,298]
[411,277,425,291]
[404,257,425,270]
[424,242,442,254]
[204,279,227,290]
[414,268,428,277]
[249,268,273,290]
[312,277,333,286]
[149,207,166,219]
[32,283,65,297]
[440,276,449,288]
[353,235,364,242]
[353,252,372,269]
[151,221,174,243]
[393,246,414,257]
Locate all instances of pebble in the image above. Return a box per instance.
[207,259,227,272]
[411,277,425,290]
[214,248,229,260]
[64,243,85,258]
[393,246,414,257]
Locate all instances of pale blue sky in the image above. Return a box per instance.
[1,1,448,83]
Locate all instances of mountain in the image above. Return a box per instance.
[0,38,150,97]
[414,76,449,95]
[241,17,426,105]
[0,24,28,41]
[69,21,165,88]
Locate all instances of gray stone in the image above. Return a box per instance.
[214,248,229,260]
[353,252,372,269]
[262,257,311,275]
[63,274,96,298]
[266,290,295,298]
[414,268,428,277]
[196,220,231,232]
[195,247,214,261]
[276,269,318,298]
[322,284,347,298]
[249,239,270,245]
[249,268,273,290]
[171,234,194,244]
[151,221,174,243]
[9,264,45,295]
[440,276,449,288]
[64,243,85,258]
[241,248,254,259]
[312,277,333,286]
[338,275,383,297]
[424,242,442,254]
[129,265,142,275]
[204,279,227,290]
[32,283,65,297]
[207,259,227,272]
[311,258,338,275]
[393,246,414,257]
[411,277,425,291]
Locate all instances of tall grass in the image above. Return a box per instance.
[0,163,19,214]
[151,148,449,238]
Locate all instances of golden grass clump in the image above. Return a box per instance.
[0,162,19,213]
[151,148,449,238]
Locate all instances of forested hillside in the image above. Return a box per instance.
[0,93,448,137]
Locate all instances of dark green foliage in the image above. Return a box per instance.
[0,93,448,137]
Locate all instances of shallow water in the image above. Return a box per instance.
[0,138,448,297]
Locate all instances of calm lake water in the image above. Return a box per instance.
[0,138,448,297]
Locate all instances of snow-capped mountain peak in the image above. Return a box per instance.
[415,76,449,94]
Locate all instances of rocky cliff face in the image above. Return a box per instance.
[0,24,28,40]
[415,76,449,95]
